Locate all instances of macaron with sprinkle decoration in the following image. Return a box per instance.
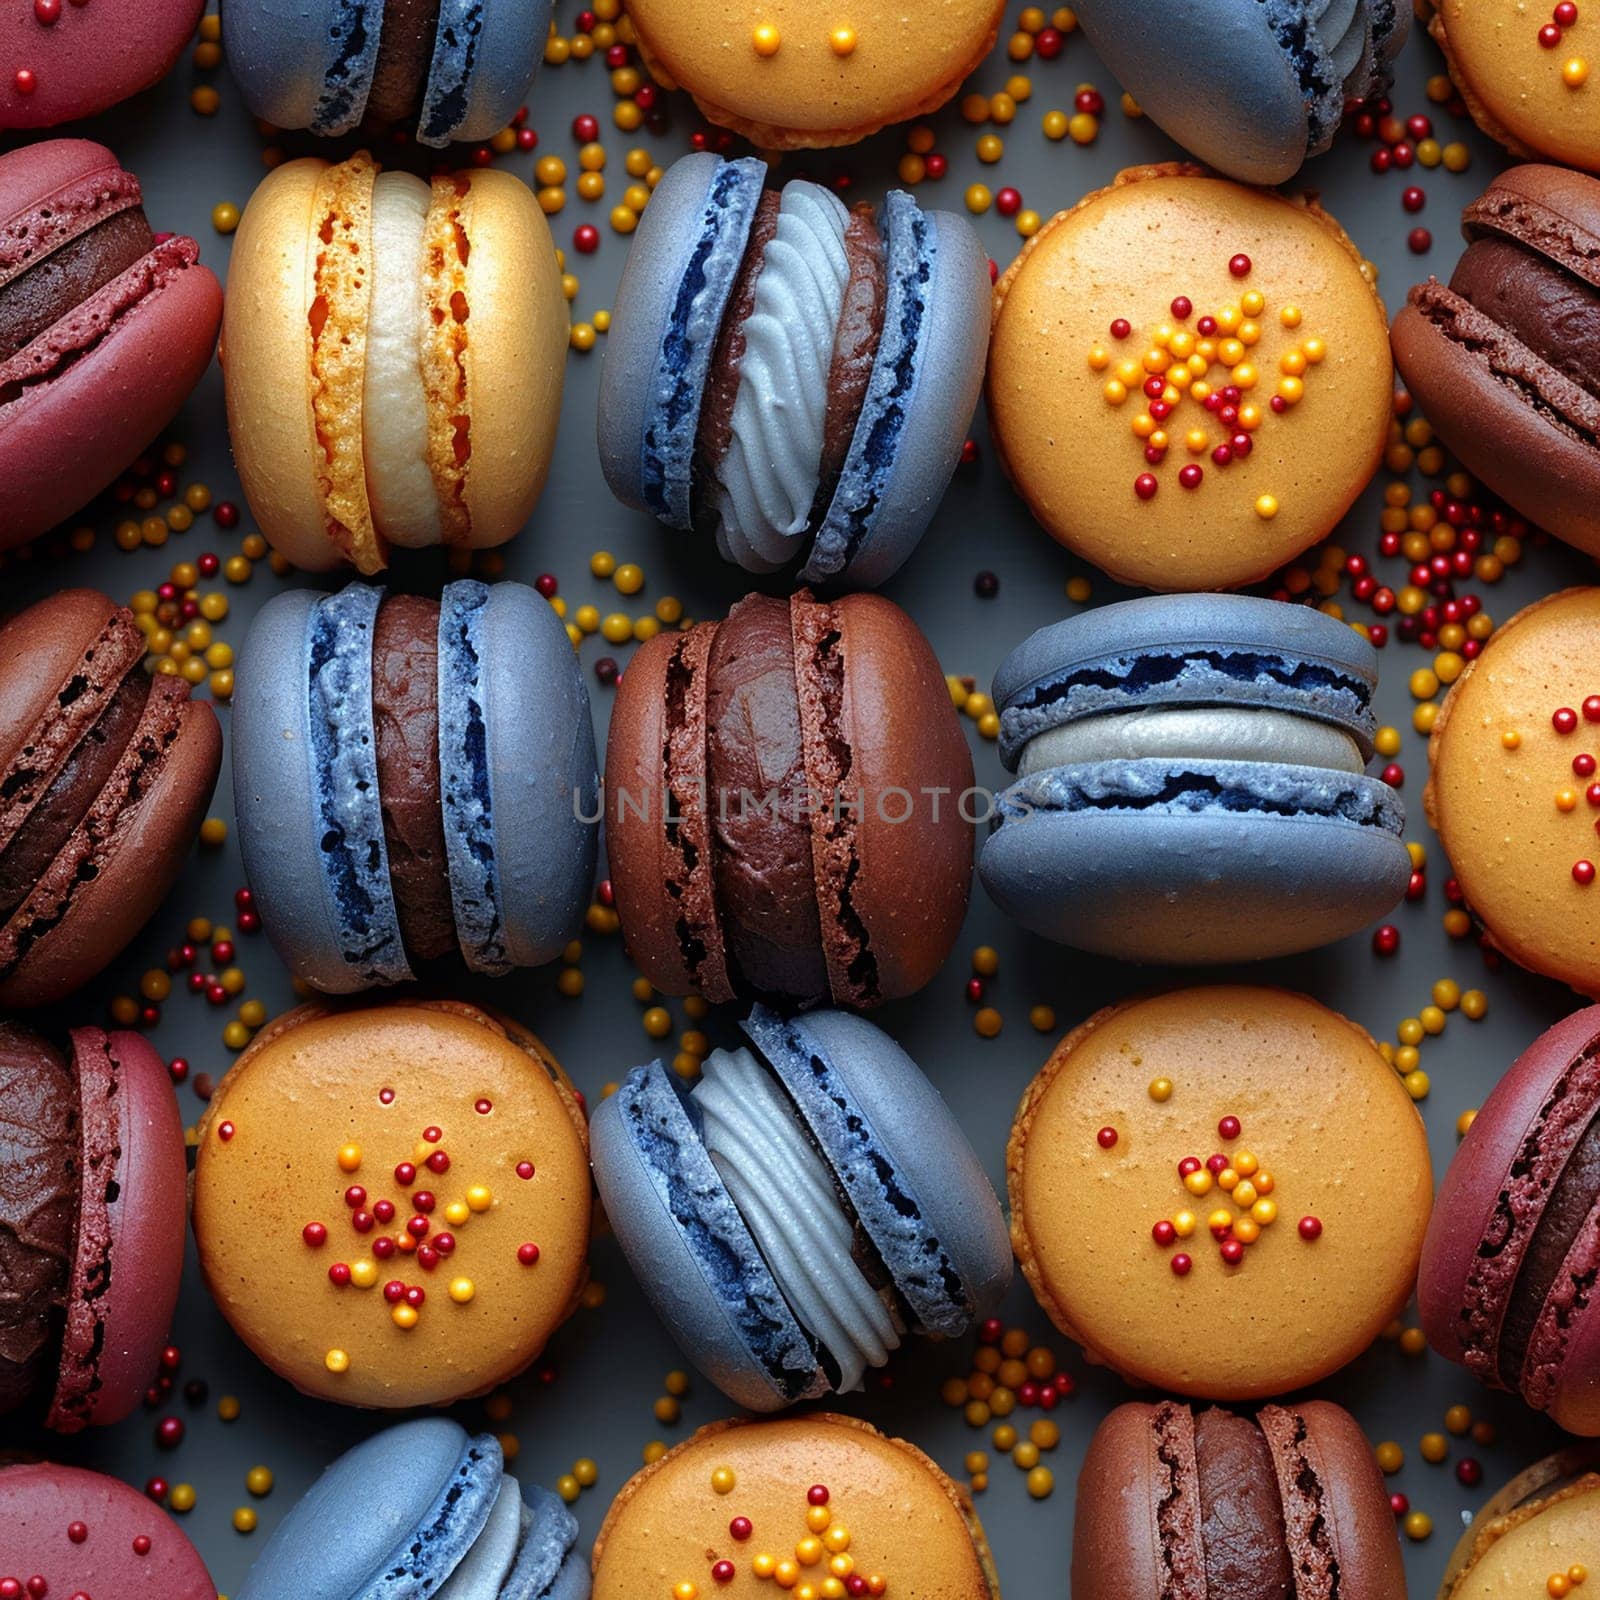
[1442,1454,1600,1599]
[191,1000,591,1409]
[1008,987,1431,1401]
[988,165,1392,592]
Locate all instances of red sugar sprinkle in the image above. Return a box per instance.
[302,1222,327,1248]
[378,1087,395,1104]
[1228,253,1252,277]
[1096,1126,1118,1149]
[422,1126,442,1142]
[807,1485,830,1507]
[1298,1215,1323,1241]
[217,1121,234,1142]
[517,1242,541,1266]
[515,1161,535,1179]
[328,1262,351,1286]
[67,1524,87,1544]
[712,1561,736,1584]
[1575,860,1597,886]
[474,1098,493,1114]
[1555,707,1580,734]
[132,1535,151,1555]
[1171,1253,1193,1276]
[1217,1115,1241,1141]
[730,1517,753,1541]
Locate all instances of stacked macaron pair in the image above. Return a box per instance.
[234,579,597,992]
[600,153,989,587]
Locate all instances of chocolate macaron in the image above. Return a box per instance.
[1420,1006,1600,1433]
[1392,165,1600,561]
[605,589,973,1008]
[0,589,221,1007]
[1074,1399,1404,1599]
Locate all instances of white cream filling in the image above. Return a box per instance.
[1017,706,1368,778]
[434,1474,522,1599]
[714,182,850,567]
[695,1045,900,1393]
[362,170,445,549]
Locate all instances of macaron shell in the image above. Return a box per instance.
[1071,0,1311,184]
[64,1028,187,1428]
[0,678,221,1009]
[0,0,202,128]
[988,165,1391,592]
[221,0,359,134]
[979,759,1411,962]
[590,1414,994,1597]
[237,1419,502,1600]
[624,0,1004,148]
[588,1060,821,1412]
[1008,986,1431,1400]
[993,592,1380,769]
[0,229,220,546]
[418,0,553,145]
[1069,1402,1180,1600]
[454,168,568,547]
[745,1005,1011,1336]
[221,158,342,573]
[802,201,989,589]
[471,580,599,968]
[1428,0,1600,170]
[191,1001,591,1408]
[1445,1479,1600,1598]
[0,1462,213,1599]
[1425,588,1600,997]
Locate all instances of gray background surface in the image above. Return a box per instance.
[3,5,1597,1595]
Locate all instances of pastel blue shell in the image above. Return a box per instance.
[221,0,383,137]
[979,757,1413,962]
[993,594,1381,770]
[232,584,412,994]
[589,1059,826,1413]
[595,153,767,528]
[802,197,989,590]
[742,1006,1011,1338]
[237,1421,502,1600]
[500,1484,584,1599]
[417,0,553,147]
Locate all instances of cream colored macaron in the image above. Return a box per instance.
[624,0,1004,149]
[221,151,566,574]
[989,164,1391,591]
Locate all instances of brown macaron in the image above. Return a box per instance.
[1074,1399,1404,1600]
[0,589,221,1006]
[605,589,973,1008]
[1392,164,1600,562]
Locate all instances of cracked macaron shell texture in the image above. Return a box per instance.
[1425,0,1600,171]
[1419,1006,1600,1433]
[1391,165,1600,562]
[191,1001,591,1409]
[1425,588,1600,998]
[0,588,222,1008]
[1072,0,1407,186]
[605,590,972,1008]
[988,164,1392,592]
[591,1415,998,1600]
[0,140,222,547]
[1073,1399,1403,1600]
[0,1462,214,1599]
[622,0,1004,149]
[0,0,202,128]
[1008,986,1432,1401]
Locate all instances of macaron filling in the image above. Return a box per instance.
[695,1044,903,1393]
[366,0,445,127]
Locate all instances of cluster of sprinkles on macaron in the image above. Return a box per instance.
[1536,1,1589,88]
[1549,1566,1591,1595]
[1535,695,1600,884]
[668,1477,890,1598]
[1089,258,1321,515]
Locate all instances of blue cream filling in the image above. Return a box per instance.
[438,581,507,974]
[619,1063,825,1402]
[744,1007,971,1338]
[306,585,411,986]
[312,0,383,136]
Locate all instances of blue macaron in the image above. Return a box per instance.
[597,153,988,589]
[233,579,597,992]
[979,594,1412,963]
[221,0,552,146]
[1072,0,1408,185]
[237,1419,588,1600]
[590,1005,1010,1413]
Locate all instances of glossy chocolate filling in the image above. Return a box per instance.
[370,595,454,965]
[704,595,827,1000]
[1499,1103,1600,1389]
[0,1028,76,1417]
[1194,1409,1293,1600]
[1451,234,1600,400]
[365,0,444,126]
[0,206,153,364]
[0,674,150,925]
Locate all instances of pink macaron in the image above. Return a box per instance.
[1420,1005,1600,1434]
[0,139,220,545]
[1,0,203,129]
[0,1462,213,1599]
